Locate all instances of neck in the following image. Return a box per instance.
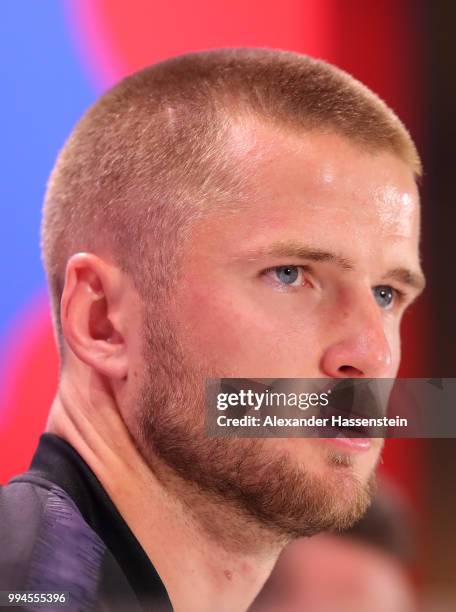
[46,375,281,612]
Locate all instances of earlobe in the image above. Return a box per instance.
[60,253,129,380]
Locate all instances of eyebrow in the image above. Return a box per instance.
[382,267,426,293]
[241,240,427,293]
[243,240,354,271]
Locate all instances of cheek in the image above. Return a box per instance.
[385,321,402,375]
[392,341,401,374]
[170,282,321,377]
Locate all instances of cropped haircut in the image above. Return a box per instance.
[41,48,421,354]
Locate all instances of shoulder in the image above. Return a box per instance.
[0,478,50,589]
[0,477,141,610]
[0,478,106,598]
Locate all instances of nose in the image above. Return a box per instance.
[320,294,393,378]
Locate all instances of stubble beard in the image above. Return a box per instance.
[133,311,377,543]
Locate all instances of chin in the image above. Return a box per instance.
[272,437,381,472]
[240,437,378,538]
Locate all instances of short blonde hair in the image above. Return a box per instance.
[41,48,421,352]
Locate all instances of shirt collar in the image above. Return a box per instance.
[27,433,172,609]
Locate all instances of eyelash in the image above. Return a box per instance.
[386,287,410,310]
[375,286,404,310]
[262,265,313,289]
[262,265,409,308]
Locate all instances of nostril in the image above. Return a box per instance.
[338,365,363,377]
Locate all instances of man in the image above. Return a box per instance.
[0,48,425,611]
[251,479,418,612]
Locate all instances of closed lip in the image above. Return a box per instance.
[317,431,375,452]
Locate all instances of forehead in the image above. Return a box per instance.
[194,122,421,265]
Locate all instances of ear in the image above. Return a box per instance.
[60,253,130,380]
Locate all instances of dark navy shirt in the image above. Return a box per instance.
[0,434,172,611]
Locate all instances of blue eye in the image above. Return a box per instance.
[274,266,301,285]
[373,285,394,309]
